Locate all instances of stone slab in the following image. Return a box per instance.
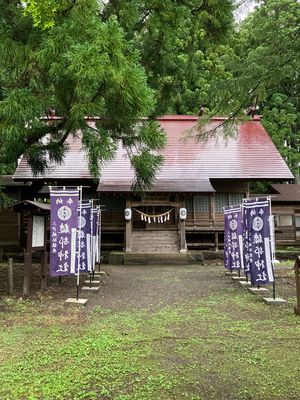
[225,271,238,276]
[81,286,100,292]
[262,297,286,306]
[84,280,100,285]
[232,276,246,281]
[93,271,106,276]
[248,287,269,294]
[65,298,88,306]
[239,281,251,288]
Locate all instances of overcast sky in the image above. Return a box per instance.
[234,0,257,22]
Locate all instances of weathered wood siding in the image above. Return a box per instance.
[272,203,298,246]
[0,208,19,246]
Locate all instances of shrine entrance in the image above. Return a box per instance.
[125,200,186,253]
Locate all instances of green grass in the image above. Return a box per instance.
[0,288,299,399]
[0,269,300,400]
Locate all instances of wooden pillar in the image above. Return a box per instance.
[8,258,14,295]
[23,215,33,296]
[41,219,48,290]
[125,220,132,253]
[210,193,215,226]
[125,199,132,253]
[294,257,300,315]
[214,232,219,252]
[180,219,187,253]
[41,250,48,291]
[246,182,250,198]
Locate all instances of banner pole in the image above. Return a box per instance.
[89,199,93,286]
[98,206,101,273]
[269,196,277,299]
[92,200,95,279]
[76,186,83,300]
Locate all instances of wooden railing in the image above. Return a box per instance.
[294,257,300,315]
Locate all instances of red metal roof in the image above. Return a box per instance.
[13,116,293,192]
[270,184,300,202]
[14,131,91,180]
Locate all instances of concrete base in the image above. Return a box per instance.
[232,276,247,281]
[262,297,286,306]
[93,271,105,276]
[239,280,251,288]
[225,271,238,276]
[294,306,300,315]
[84,280,100,286]
[248,287,269,294]
[65,298,88,306]
[81,286,100,292]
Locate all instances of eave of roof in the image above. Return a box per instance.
[270,184,300,202]
[98,178,216,193]
[0,175,31,187]
[9,200,50,212]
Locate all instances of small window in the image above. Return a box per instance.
[215,193,229,212]
[276,214,293,226]
[185,196,193,217]
[229,193,244,206]
[194,195,209,213]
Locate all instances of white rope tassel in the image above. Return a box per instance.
[154,217,156,222]
[148,217,151,223]
[167,213,170,220]
[141,214,144,221]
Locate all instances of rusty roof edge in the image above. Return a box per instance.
[39,115,262,122]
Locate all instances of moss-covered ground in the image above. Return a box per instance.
[0,262,299,400]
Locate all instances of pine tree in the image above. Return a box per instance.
[0,0,166,190]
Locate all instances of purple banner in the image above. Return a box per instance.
[75,201,91,273]
[224,205,244,270]
[243,197,274,286]
[50,189,79,277]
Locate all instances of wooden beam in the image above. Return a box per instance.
[131,201,181,207]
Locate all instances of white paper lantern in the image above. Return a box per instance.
[179,208,187,220]
[124,208,132,220]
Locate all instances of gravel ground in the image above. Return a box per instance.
[0,261,297,312]
[90,264,233,311]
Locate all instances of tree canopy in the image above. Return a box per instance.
[1,0,299,190]
[0,0,167,190]
[204,0,300,180]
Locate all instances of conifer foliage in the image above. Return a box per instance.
[0,0,166,190]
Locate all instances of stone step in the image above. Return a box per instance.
[124,252,193,265]
[131,230,180,253]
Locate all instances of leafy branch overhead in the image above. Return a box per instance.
[1,0,299,189]
[0,0,169,190]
